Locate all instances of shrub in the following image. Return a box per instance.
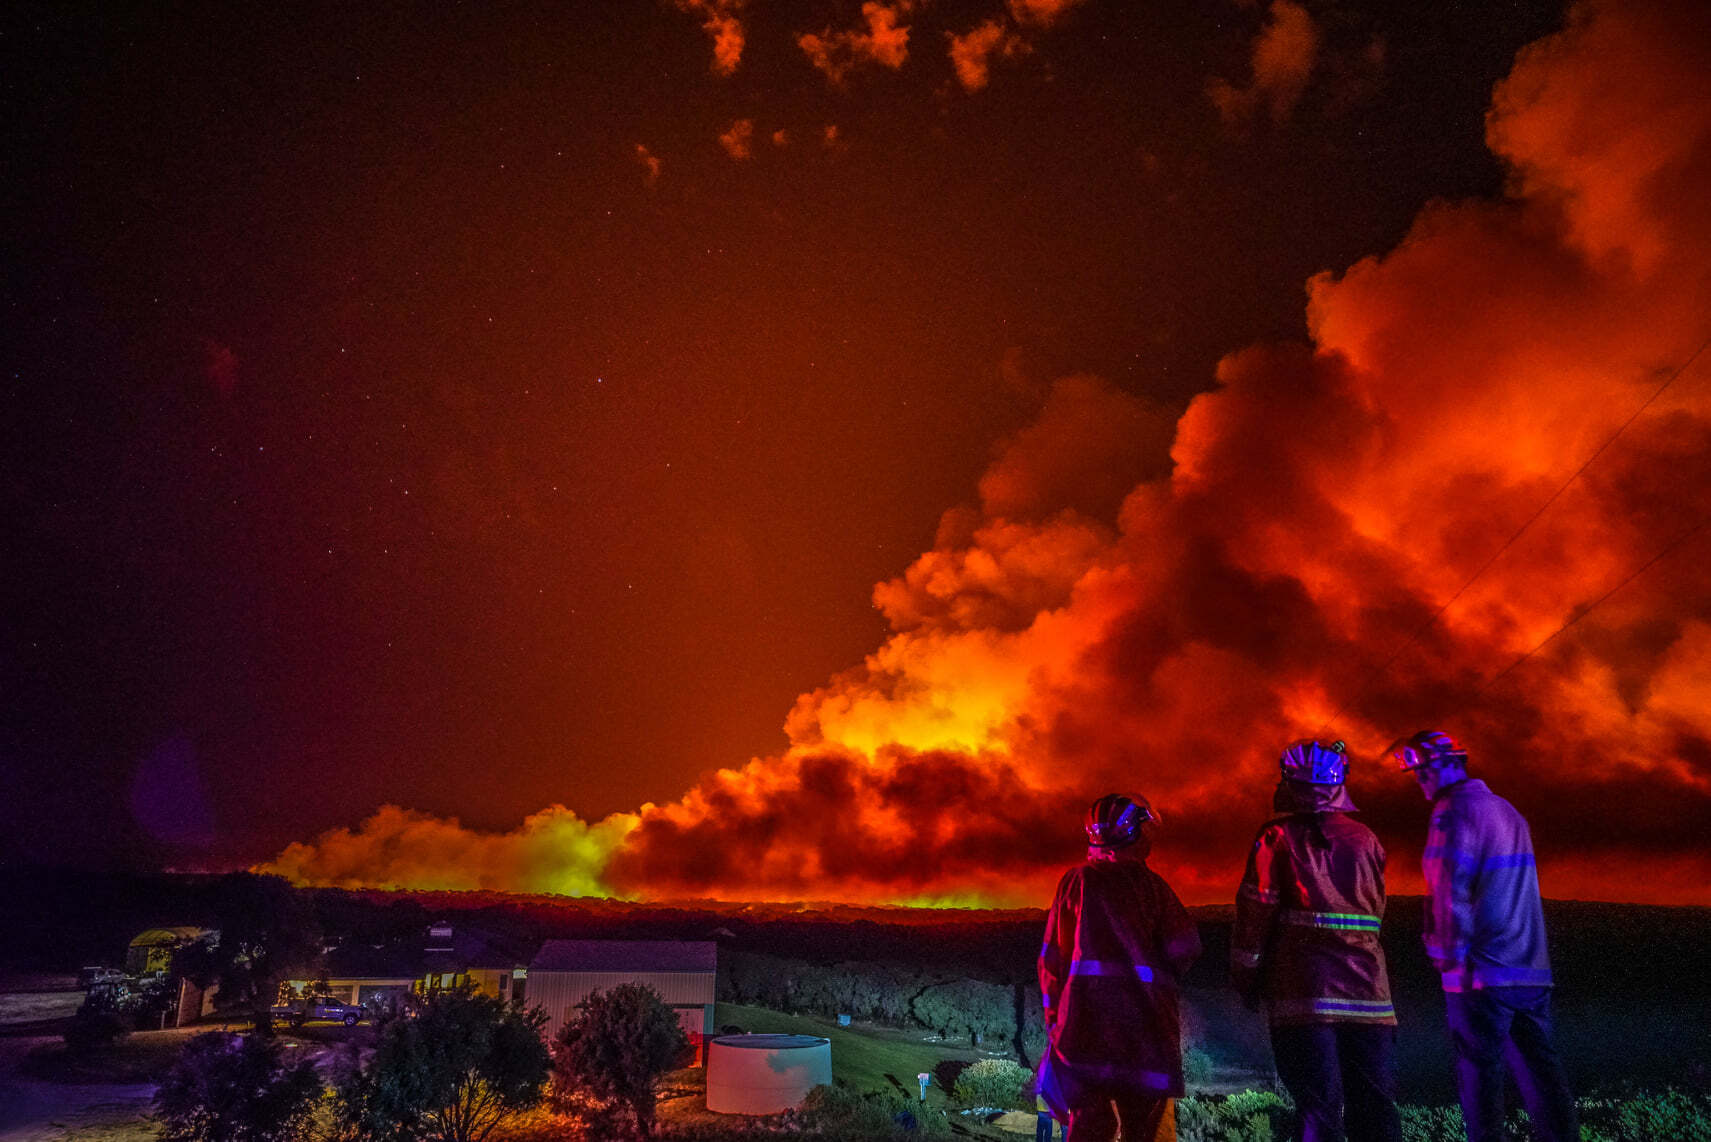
[155,1032,323,1142]
[1397,1104,1465,1142]
[1176,1090,1290,1142]
[1578,1088,1711,1142]
[65,988,130,1053]
[1183,1048,1215,1089]
[338,985,549,1142]
[952,1058,1034,1111]
[910,979,1012,1044]
[552,982,688,1139]
[798,1083,951,1139]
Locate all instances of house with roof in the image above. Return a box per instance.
[282,921,536,1011]
[528,939,717,1063]
[283,940,422,1009]
[420,920,535,1006]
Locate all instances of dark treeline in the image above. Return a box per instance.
[5,868,1708,1098]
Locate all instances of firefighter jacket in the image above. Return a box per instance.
[1037,845,1201,1112]
[1422,778,1554,993]
[1231,782,1397,1026]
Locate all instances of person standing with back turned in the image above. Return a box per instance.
[1038,794,1201,1142]
[1392,730,1577,1142]
[1231,739,1403,1142]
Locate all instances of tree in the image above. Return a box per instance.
[179,874,324,1037]
[552,983,689,1139]
[155,1031,323,1142]
[338,985,549,1142]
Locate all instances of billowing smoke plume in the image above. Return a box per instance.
[265,0,1711,906]
[264,805,639,897]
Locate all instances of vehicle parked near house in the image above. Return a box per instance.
[269,997,367,1026]
[77,966,124,990]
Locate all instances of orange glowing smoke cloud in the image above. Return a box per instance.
[265,0,1711,907]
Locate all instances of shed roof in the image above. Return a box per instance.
[532,939,716,974]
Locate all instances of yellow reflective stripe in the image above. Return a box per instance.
[1270,996,1396,1019]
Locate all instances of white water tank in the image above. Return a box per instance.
[705,1034,833,1115]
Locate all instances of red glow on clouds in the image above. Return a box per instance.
[264,0,1711,908]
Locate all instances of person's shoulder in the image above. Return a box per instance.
[1249,816,1292,849]
[1055,862,1094,892]
[1135,861,1190,904]
[1456,778,1519,814]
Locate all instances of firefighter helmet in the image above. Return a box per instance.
[1280,739,1348,784]
[1391,729,1469,772]
[1085,793,1157,849]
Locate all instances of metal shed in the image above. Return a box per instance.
[528,939,717,1062]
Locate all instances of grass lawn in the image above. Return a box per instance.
[715,1003,990,1103]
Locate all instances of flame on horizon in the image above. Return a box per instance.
[263,0,1711,909]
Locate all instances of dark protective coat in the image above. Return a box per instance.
[1231,782,1397,1025]
[1423,778,1553,992]
[1037,848,1201,1115]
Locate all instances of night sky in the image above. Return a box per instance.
[6,0,1709,904]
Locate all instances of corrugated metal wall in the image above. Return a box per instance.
[528,971,715,1041]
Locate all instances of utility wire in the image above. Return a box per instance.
[1476,512,1711,697]
[1317,329,1711,735]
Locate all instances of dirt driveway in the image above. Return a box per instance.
[0,1034,159,1142]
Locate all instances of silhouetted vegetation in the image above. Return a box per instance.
[7,869,1710,1103]
[337,986,549,1142]
[155,1032,323,1142]
[553,982,690,1140]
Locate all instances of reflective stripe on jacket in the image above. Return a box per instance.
[1231,810,1396,1026]
[1422,778,1553,992]
[1038,852,1201,1112]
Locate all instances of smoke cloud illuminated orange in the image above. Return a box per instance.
[263,0,1711,908]
[1207,0,1320,126]
[799,2,914,85]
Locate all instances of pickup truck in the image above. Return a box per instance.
[269,997,367,1027]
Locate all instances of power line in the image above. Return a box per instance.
[1317,329,1711,734]
[1476,512,1711,697]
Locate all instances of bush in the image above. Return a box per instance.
[552,982,688,1139]
[1176,1088,1711,1142]
[1177,1090,1291,1142]
[65,989,130,1053]
[338,986,549,1142]
[1397,1104,1465,1142]
[155,1032,323,1142]
[1578,1088,1711,1142]
[1183,1048,1215,1089]
[951,1059,1033,1110]
[798,1083,951,1139]
[910,979,1013,1044]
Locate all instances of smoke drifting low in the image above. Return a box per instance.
[264,0,1711,907]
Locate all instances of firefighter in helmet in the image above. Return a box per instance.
[1038,794,1201,1142]
[1393,730,1577,1142]
[1231,739,1403,1142]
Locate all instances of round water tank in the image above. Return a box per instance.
[705,1034,833,1115]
